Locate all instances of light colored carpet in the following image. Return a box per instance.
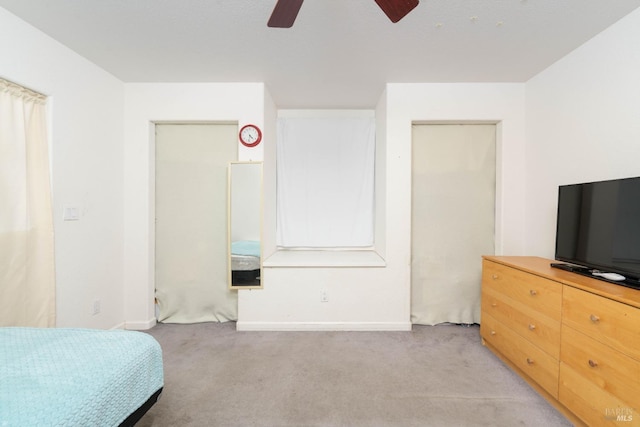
[137,322,572,427]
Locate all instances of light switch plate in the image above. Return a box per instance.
[63,205,80,221]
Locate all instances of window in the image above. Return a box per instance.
[276,114,375,248]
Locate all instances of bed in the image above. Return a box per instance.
[231,240,261,286]
[0,327,164,427]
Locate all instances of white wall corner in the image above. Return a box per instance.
[125,317,157,331]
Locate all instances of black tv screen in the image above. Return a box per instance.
[555,176,640,283]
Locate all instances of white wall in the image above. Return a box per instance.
[123,83,266,329]
[386,84,528,258]
[261,88,278,258]
[237,84,526,331]
[236,7,640,332]
[238,104,400,331]
[525,8,640,258]
[6,3,638,330]
[0,8,125,328]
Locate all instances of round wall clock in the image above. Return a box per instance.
[239,124,262,147]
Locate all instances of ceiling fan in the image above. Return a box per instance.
[268,0,420,28]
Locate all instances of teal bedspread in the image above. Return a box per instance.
[0,327,163,427]
[231,240,261,258]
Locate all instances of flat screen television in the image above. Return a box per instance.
[552,176,640,289]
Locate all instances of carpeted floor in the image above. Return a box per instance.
[137,322,572,427]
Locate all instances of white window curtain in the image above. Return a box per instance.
[276,116,375,248]
[0,78,56,327]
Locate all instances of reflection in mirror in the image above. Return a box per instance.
[228,162,263,289]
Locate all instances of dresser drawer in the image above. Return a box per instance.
[563,286,640,361]
[560,326,640,412]
[559,363,638,426]
[482,289,560,358]
[481,312,559,398]
[482,260,562,322]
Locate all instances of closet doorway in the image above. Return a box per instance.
[155,123,237,323]
[411,124,496,325]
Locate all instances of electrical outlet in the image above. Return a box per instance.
[92,300,101,315]
[320,290,329,303]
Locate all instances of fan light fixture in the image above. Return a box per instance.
[267,0,420,28]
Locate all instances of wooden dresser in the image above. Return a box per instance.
[481,256,640,426]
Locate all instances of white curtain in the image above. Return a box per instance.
[411,124,495,325]
[276,117,375,247]
[155,124,238,323]
[0,78,56,327]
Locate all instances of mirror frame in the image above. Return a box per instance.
[228,161,263,289]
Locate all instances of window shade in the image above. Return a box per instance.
[276,117,375,248]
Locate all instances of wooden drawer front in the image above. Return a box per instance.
[560,362,639,426]
[482,260,562,322]
[560,326,640,416]
[481,313,559,398]
[482,290,560,358]
[563,286,640,361]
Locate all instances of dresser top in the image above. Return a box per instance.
[483,256,640,309]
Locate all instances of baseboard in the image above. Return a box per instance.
[125,317,157,330]
[235,321,412,331]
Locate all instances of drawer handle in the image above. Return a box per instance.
[490,330,496,336]
[526,358,534,365]
[491,302,497,307]
[529,289,537,296]
[588,359,598,368]
[528,324,536,331]
[492,274,498,280]
[589,314,600,323]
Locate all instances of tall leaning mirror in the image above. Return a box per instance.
[228,161,263,289]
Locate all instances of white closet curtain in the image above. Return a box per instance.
[411,124,495,325]
[0,78,56,327]
[276,117,375,247]
[155,124,238,323]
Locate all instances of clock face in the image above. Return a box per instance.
[239,124,262,147]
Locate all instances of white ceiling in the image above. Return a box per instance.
[2,0,640,108]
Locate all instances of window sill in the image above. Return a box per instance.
[263,250,386,268]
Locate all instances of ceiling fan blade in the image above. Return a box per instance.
[374,0,419,23]
[268,0,304,28]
